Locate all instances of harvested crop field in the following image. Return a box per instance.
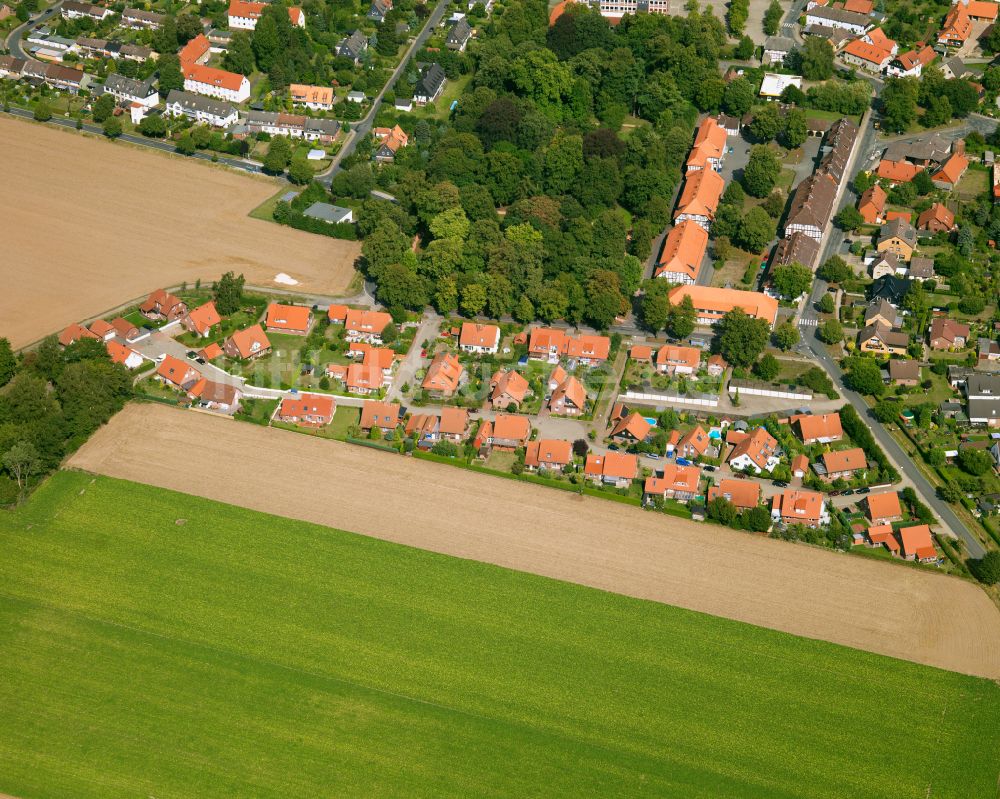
[69,403,1000,679]
[0,115,360,349]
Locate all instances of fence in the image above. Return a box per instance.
[727,380,812,401]
[619,390,719,408]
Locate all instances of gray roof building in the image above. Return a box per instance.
[303,202,354,224]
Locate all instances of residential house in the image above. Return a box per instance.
[406,408,469,444]
[864,491,903,524]
[58,324,98,347]
[939,2,972,47]
[908,256,935,281]
[707,479,761,510]
[869,252,902,280]
[228,0,304,30]
[224,324,271,360]
[373,124,409,162]
[422,352,464,397]
[841,39,893,72]
[772,232,820,270]
[265,303,313,335]
[0,55,26,79]
[524,439,573,472]
[674,168,725,230]
[655,344,700,375]
[898,524,936,562]
[244,111,340,142]
[459,322,500,354]
[819,447,868,480]
[413,63,446,105]
[867,524,901,554]
[877,218,917,262]
[643,463,701,503]
[20,61,90,93]
[868,274,913,306]
[367,0,391,22]
[183,301,222,338]
[527,329,610,365]
[183,63,250,103]
[165,90,238,128]
[888,359,920,386]
[883,134,951,166]
[858,323,909,355]
[121,8,164,28]
[857,184,887,224]
[106,341,144,369]
[290,84,333,111]
[686,118,727,172]
[771,488,828,527]
[864,299,899,329]
[630,345,654,362]
[929,317,971,350]
[762,35,795,65]
[932,152,969,189]
[484,414,531,449]
[103,74,159,108]
[727,427,780,474]
[303,203,353,225]
[140,288,187,321]
[549,375,587,415]
[784,172,838,241]
[677,425,711,460]
[706,354,727,377]
[179,33,211,66]
[653,220,708,283]
[667,285,779,327]
[110,318,140,342]
[489,369,531,409]
[877,159,923,183]
[344,309,392,343]
[886,45,935,78]
[335,30,368,62]
[609,412,652,444]
[804,5,870,32]
[61,1,112,21]
[966,374,1000,427]
[716,113,741,136]
[360,400,401,434]
[793,412,843,444]
[157,355,201,390]
[965,0,998,21]
[343,349,393,395]
[979,337,1000,363]
[446,17,472,50]
[942,56,968,79]
[584,452,638,488]
[278,393,335,426]
[759,72,803,99]
[89,319,116,341]
[187,379,241,412]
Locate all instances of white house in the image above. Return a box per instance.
[103,74,159,108]
[759,73,803,100]
[165,89,239,127]
[183,63,251,103]
[804,6,870,33]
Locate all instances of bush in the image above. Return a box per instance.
[971,550,1000,584]
[841,404,899,483]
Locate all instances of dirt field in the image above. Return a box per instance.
[69,403,1000,679]
[0,116,360,349]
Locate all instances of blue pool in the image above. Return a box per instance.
[708,429,722,440]
[644,417,657,426]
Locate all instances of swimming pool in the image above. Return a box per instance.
[644,417,657,426]
[708,429,722,440]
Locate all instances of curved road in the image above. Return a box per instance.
[4,0,62,59]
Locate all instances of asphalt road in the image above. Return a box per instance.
[4,1,62,59]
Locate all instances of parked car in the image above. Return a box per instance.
[676,457,692,466]
[842,489,855,496]
[856,487,871,494]
[186,350,197,360]
[733,472,747,479]
[647,453,661,460]
[772,480,788,488]
[608,443,620,451]
[703,465,716,472]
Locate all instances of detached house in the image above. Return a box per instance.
[336,30,368,62]
[106,340,144,370]
[188,379,241,412]
[290,84,334,111]
[344,309,392,343]
[727,427,780,474]
[140,288,187,321]
[413,63,446,105]
[406,407,469,444]
[929,318,970,350]
[677,425,711,460]
[524,439,573,472]
[898,524,937,562]
[858,323,909,355]
[422,352,464,397]
[877,218,917,262]
[857,184,887,225]
[183,301,222,338]
[110,318,140,342]
[707,479,761,510]
[360,400,401,434]
[888,359,920,386]
[278,393,336,426]
[446,17,472,50]
[265,303,313,335]
[932,152,969,189]
[224,324,271,360]
[584,452,638,488]
[864,491,903,525]
[819,447,868,480]
[643,463,701,503]
[549,375,587,416]
[157,355,201,390]
[917,203,956,233]
[772,488,828,528]
[489,369,531,409]
[103,74,159,108]
[373,124,409,162]
[655,344,700,375]
[58,324,98,347]
[792,412,843,444]
[459,322,500,354]
[479,414,531,450]
[886,45,935,78]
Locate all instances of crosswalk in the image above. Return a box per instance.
[798,318,819,327]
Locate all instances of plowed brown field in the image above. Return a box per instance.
[1,115,359,349]
[69,403,1000,679]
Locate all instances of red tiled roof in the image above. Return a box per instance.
[265,303,312,332]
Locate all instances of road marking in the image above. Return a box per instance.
[798,318,818,327]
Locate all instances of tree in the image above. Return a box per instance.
[972,550,1000,585]
[922,94,952,128]
[460,282,487,316]
[772,321,799,351]
[749,104,781,142]
[263,137,292,174]
[742,505,772,532]
[742,145,780,198]
[640,284,672,332]
[817,255,852,283]
[835,206,864,232]
[0,338,14,387]
[817,293,835,314]
[287,157,313,185]
[174,133,196,155]
[880,77,918,133]
[573,439,589,457]
[224,31,255,75]
[156,54,184,98]
[797,37,834,80]
[771,262,812,299]
[213,271,245,315]
[734,35,755,60]
[843,356,884,395]
[734,206,776,252]
[707,496,737,525]
[717,308,769,368]
[873,399,903,423]
[33,102,51,122]
[92,94,115,123]
[722,77,754,117]
[762,191,785,218]
[763,0,782,35]
[152,15,178,54]
[2,441,39,500]
[958,448,993,476]
[817,318,843,345]
[668,294,697,340]
[138,115,167,137]
[753,353,780,381]
[102,116,123,139]
[780,109,807,149]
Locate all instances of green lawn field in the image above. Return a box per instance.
[1,471,998,798]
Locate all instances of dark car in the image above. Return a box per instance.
[829,490,843,497]
[608,443,620,451]
[841,489,855,496]
[772,480,788,488]
[856,487,871,495]
[195,357,206,365]
[734,472,747,479]
[703,465,716,472]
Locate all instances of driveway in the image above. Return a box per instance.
[386,311,441,402]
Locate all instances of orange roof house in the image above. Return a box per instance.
[674,167,725,228]
[654,220,708,283]
[360,399,401,432]
[867,524,900,553]
[373,124,409,161]
[265,303,313,335]
[677,425,710,459]
[178,33,210,66]
[345,358,388,394]
[565,334,610,364]
[183,63,248,93]
[917,203,956,232]
[898,524,937,561]
[528,327,566,360]
[140,288,187,321]
[876,159,923,183]
[841,39,893,71]
[644,463,701,500]
[857,184,887,224]
[667,285,779,327]
[967,0,998,21]
[224,324,271,360]
[438,407,470,439]
[89,319,116,340]
[728,427,779,473]
[110,318,139,341]
[524,439,573,470]
[487,414,532,449]
[864,491,903,524]
[183,301,222,338]
[584,452,638,486]
[630,344,653,361]
[422,352,464,396]
[157,354,201,390]
[843,0,873,12]
[792,412,843,444]
[528,328,610,364]
[707,478,761,510]
[932,153,969,188]
[459,322,501,354]
[939,2,972,46]
[344,309,392,341]
[820,447,868,478]
[609,412,652,443]
[885,210,912,223]
[655,344,700,374]
[549,375,587,415]
[772,488,827,527]
[489,369,531,409]
[686,118,727,172]
[58,323,99,347]
[327,304,349,324]
[278,393,336,426]
[290,83,333,109]
[106,340,143,369]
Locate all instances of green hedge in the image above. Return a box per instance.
[839,404,900,483]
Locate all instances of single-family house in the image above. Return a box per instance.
[140,288,187,321]
[867,524,901,553]
[88,320,114,341]
[584,452,638,488]
[877,218,917,262]
[864,491,903,524]
[58,324,98,347]
[489,369,531,409]
[929,317,971,350]
[655,344,700,375]
[549,375,587,415]
[886,45,935,78]
[344,309,392,343]
[888,359,921,386]
[265,303,313,335]
[187,379,241,412]
[677,425,711,459]
[792,412,843,444]
[459,322,500,354]
[278,393,335,426]
[524,439,573,472]
[609,412,652,444]
[791,453,810,478]
[858,184,887,225]
[858,323,909,355]
[368,0,391,22]
[644,463,701,503]
[446,17,472,50]
[707,478,761,510]
[373,124,409,162]
[413,63,446,105]
[864,300,899,329]
[422,352,464,397]
[868,274,913,306]
[898,523,936,561]
[183,301,222,338]
[106,340,144,369]
[335,30,368,62]
[110,318,140,342]
[869,252,902,280]
[908,256,935,281]
[727,427,780,474]
[360,400,401,434]
[157,354,201,390]
[485,414,531,449]
[224,324,271,360]
[819,447,868,480]
[917,204,957,235]
[406,407,470,444]
[932,152,969,189]
[772,488,828,527]
[840,38,892,72]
